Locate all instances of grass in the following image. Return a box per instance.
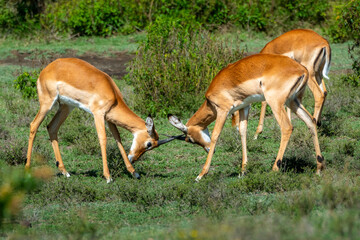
[0,31,359,239]
[0,33,145,59]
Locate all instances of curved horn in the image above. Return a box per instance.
[161,133,186,141]
[168,114,188,133]
[157,137,176,146]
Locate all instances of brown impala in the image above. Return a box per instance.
[168,54,324,181]
[233,29,331,139]
[25,58,174,183]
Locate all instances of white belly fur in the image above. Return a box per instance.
[228,94,265,116]
[59,95,93,114]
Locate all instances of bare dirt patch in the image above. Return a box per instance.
[0,50,134,79]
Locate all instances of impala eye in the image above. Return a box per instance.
[146,142,152,149]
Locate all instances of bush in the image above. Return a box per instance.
[0,0,43,36]
[125,16,244,117]
[13,70,40,99]
[0,167,50,228]
[41,0,145,36]
[330,0,360,84]
[1,0,333,37]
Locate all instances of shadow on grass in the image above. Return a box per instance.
[281,156,316,173]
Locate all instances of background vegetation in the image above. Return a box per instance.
[0,0,359,239]
[0,0,349,37]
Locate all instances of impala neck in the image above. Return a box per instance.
[106,99,146,134]
[186,99,217,130]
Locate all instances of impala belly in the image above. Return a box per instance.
[58,95,92,114]
[228,94,265,116]
[55,82,93,114]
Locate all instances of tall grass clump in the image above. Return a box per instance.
[0,167,51,228]
[125,16,244,117]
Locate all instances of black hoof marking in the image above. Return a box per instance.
[56,161,59,167]
[276,160,282,168]
[317,155,324,163]
[133,172,141,179]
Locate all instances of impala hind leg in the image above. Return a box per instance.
[254,101,268,139]
[267,101,293,171]
[26,102,53,169]
[47,104,73,177]
[94,114,112,183]
[288,98,324,174]
[307,74,326,126]
[107,122,140,179]
[238,106,250,176]
[196,111,227,182]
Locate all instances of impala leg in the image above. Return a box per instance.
[289,98,325,174]
[254,101,267,140]
[107,122,139,179]
[26,104,52,169]
[267,102,293,171]
[286,107,292,123]
[307,74,326,126]
[93,115,112,183]
[196,111,227,182]
[47,104,72,177]
[238,106,250,176]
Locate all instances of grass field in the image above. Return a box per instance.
[0,31,359,239]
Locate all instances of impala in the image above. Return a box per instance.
[25,58,174,183]
[168,54,324,181]
[233,29,331,139]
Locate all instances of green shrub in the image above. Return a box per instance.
[2,0,333,37]
[41,0,143,36]
[0,167,48,228]
[0,0,42,35]
[329,1,360,86]
[125,16,244,117]
[13,70,39,99]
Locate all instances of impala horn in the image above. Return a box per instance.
[160,133,186,142]
[157,136,178,146]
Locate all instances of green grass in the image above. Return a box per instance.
[0,31,359,239]
[0,33,145,59]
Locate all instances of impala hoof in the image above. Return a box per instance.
[238,171,247,178]
[253,134,258,140]
[106,178,113,184]
[195,176,202,182]
[133,172,140,179]
[63,172,71,178]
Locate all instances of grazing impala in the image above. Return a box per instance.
[168,54,324,181]
[25,58,174,183]
[233,29,331,139]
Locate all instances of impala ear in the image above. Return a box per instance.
[145,114,156,139]
[167,114,188,133]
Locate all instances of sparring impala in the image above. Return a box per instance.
[26,58,174,183]
[233,29,331,139]
[168,54,324,181]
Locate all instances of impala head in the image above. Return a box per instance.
[128,115,175,163]
[167,114,211,152]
